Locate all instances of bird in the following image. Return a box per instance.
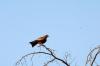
[30,34,49,47]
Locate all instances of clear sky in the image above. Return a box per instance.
[0,0,100,66]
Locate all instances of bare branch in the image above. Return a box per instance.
[91,50,100,66]
[15,45,70,66]
[42,45,70,66]
[44,58,55,66]
[15,52,51,66]
[85,45,100,66]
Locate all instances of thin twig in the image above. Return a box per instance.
[44,58,55,66]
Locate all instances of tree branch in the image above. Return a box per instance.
[85,45,100,66]
[15,45,70,66]
[44,58,55,66]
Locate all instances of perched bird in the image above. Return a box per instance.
[30,34,49,47]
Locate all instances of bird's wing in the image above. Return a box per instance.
[37,36,45,41]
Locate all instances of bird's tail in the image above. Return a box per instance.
[29,40,38,47]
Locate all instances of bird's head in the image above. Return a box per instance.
[45,34,49,38]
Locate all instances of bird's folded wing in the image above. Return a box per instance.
[37,36,45,41]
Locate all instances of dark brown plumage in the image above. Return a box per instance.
[30,34,49,47]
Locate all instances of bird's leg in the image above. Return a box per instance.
[38,44,43,47]
[38,45,43,51]
[39,46,42,51]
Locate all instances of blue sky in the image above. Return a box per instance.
[0,0,100,66]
